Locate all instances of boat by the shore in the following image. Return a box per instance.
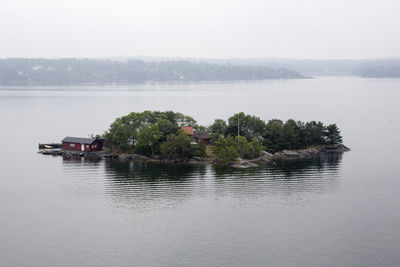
[38,143,62,150]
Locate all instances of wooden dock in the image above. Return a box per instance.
[38,143,62,149]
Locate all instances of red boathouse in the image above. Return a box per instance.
[61,137,103,152]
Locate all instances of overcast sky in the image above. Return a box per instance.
[1,0,399,59]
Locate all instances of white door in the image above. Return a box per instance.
[81,144,84,151]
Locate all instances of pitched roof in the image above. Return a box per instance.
[61,137,96,144]
[194,131,210,139]
[181,126,194,135]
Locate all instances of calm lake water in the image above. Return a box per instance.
[1,77,400,266]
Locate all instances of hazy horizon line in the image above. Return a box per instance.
[1,56,400,61]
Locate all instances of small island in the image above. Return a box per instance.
[40,111,349,168]
[99,111,348,168]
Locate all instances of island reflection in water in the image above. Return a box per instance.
[91,153,343,209]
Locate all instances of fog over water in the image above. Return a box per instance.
[1,77,400,266]
[1,0,399,59]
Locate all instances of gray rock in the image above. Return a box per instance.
[128,154,148,160]
[248,151,273,163]
[272,152,285,159]
[231,159,259,169]
[282,150,301,157]
[260,150,273,157]
[231,162,259,169]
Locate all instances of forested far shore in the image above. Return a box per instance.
[128,57,400,77]
[102,111,344,162]
[0,58,305,84]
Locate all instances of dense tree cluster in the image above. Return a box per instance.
[0,58,305,84]
[103,111,343,162]
[209,112,343,160]
[212,136,264,162]
[358,61,400,77]
[103,111,206,158]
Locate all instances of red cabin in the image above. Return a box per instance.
[193,131,211,145]
[61,137,103,152]
[181,126,194,137]
[181,127,211,145]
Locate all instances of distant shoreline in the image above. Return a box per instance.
[0,58,307,85]
[0,77,312,86]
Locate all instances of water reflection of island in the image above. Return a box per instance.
[211,153,342,200]
[103,153,343,208]
[61,156,105,198]
[62,156,103,165]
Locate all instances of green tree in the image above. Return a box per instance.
[209,119,227,141]
[190,141,207,157]
[103,111,190,152]
[225,112,266,140]
[245,137,264,159]
[278,119,300,150]
[156,118,179,141]
[236,135,248,157]
[135,124,162,156]
[325,124,343,144]
[164,111,197,127]
[304,121,326,145]
[212,136,239,162]
[160,130,193,158]
[236,136,264,159]
[263,119,284,151]
[103,116,137,152]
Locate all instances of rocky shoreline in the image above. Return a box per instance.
[38,144,350,169]
[232,143,350,169]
